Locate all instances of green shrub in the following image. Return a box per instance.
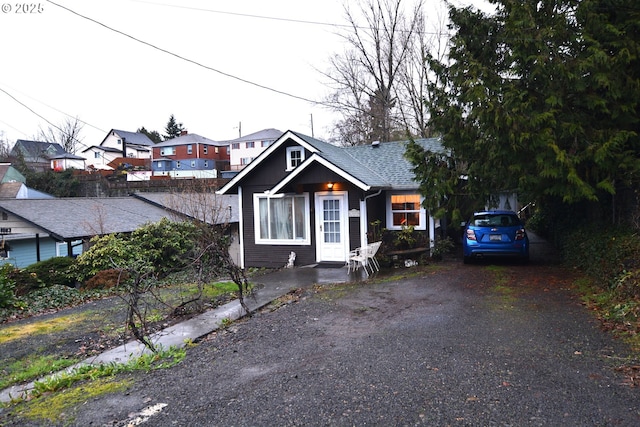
[0,264,17,308]
[6,265,44,296]
[25,257,78,288]
[563,227,640,286]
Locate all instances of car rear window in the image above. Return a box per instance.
[472,214,520,227]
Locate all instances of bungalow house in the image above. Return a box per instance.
[217,130,444,269]
[151,133,230,179]
[0,193,238,268]
[82,129,154,170]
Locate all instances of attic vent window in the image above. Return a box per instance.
[286,146,305,171]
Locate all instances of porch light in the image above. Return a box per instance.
[327,182,334,190]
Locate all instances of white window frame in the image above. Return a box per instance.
[190,160,196,168]
[203,145,208,154]
[253,193,311,245]
[246,141,255,149]
[56,240,82,257]
[203,160,209,168]
[160,146,175,156]
[187,144,193,155]
[386,192,427,230]
[286,146,305,171]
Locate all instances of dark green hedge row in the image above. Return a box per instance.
[562,227,640,298]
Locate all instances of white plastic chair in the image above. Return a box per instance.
[348,246,373,275]
[366,241,382,272]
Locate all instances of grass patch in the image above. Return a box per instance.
[0,355,80,390]
[17,377,132,424]
[2,345,186,411]
[0,313,88,345]
[574,277,640,351]
[485,265,510,286]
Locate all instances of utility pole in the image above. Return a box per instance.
[310,114,314,138]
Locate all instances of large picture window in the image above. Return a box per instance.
[254,193,310,244]
[387,193,426,230]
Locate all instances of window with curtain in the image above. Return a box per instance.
[255,194,309,244]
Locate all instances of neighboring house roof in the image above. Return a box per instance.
[49,153,86,160]
[0,164,26,184]
[0,194,239,241]
[0,182,27,199]
[219,130,444,194]
[101,129,154,147]
[154,133,227,147]
[0,198,172,240]
[26,188,54,199]
[226,128,282,144]
[11,140,66,161]
[132,192,239,224]
[81,146,123,154]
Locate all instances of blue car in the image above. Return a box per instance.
[462,210,529,264]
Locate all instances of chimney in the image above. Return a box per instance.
[180,130,188,136]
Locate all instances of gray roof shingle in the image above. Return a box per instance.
[292,131,444,190]
[0,193,238,241]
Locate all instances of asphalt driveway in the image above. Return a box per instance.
[24,257,637,426]
[2,229,639,426]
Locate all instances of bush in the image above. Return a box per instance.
[563,227,640,286]
[84,269,129,290]
[0,264,17,308]
[6,266,44,296]
[24,257,78,288]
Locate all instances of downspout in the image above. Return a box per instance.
[360,189,383,248]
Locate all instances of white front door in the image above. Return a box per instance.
[315,192,349,262]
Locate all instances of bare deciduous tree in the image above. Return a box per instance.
[0,131,11,161]
[396,4,449,138]
[324,0,425,145]
[38,116,84,154]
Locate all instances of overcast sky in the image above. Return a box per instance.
[0,0,485,151]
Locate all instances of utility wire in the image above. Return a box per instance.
[46,0,320,105]
[0,82,106,135]
[0,86,90,150]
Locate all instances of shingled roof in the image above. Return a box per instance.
[0,194,238,241]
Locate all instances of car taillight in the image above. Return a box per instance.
[515,228,526,240]
[466,229,476,241]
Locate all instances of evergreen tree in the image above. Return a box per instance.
[163,114,185,141]
[407,0,640,219]
[137,126,162,144]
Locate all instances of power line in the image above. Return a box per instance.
[0,82,106,135]
[46,0,321,105]
[0,86,90,150]
[132,0,351,29]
